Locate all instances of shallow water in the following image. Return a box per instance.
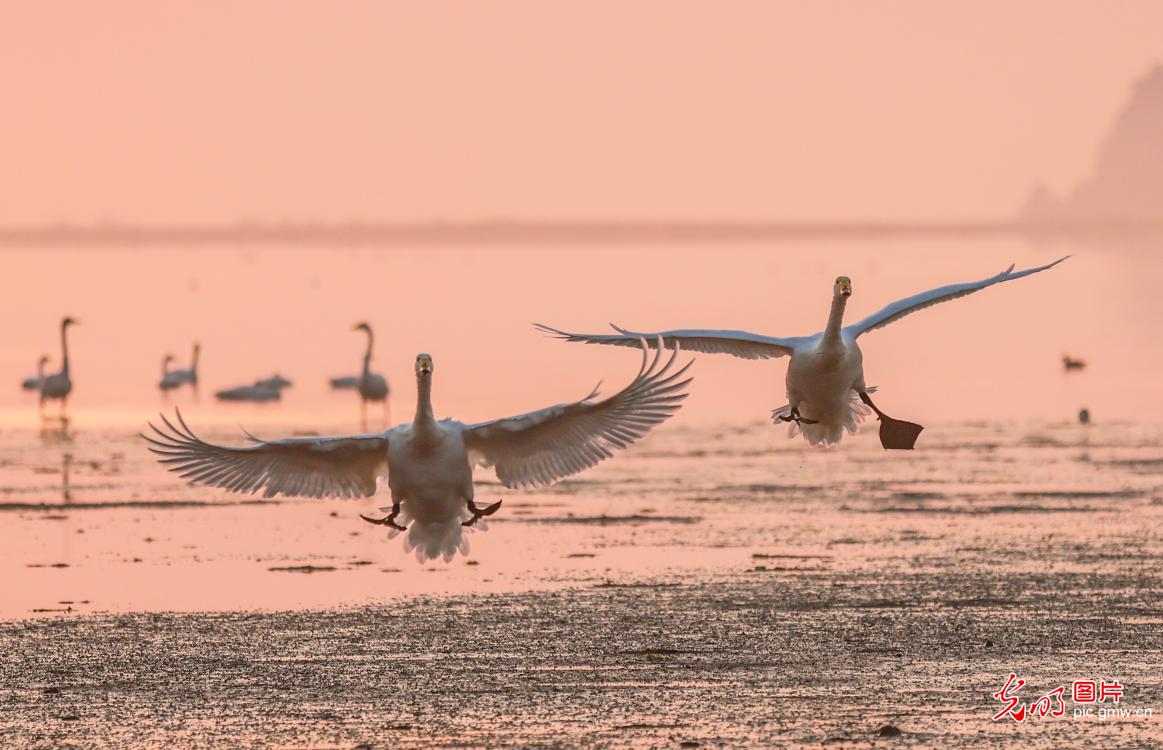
[3,417,1160,619]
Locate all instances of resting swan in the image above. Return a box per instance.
[144,339,692,562]
[538,258,1067,449]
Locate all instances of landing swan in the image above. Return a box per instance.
[144,339,692,562]
[539,258,1067,449]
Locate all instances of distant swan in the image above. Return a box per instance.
[161,343,200,390]
[145,339,692,562]
[215,373,291,402]
[21,355,50,391]
[352,322,390,428]
[539,258,1067,450]
[40,317,78,415]
[256,374,292,391]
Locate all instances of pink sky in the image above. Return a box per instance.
[1,1,1161,224]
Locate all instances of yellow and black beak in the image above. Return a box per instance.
[840,280,852,297]
[416,355,433,375]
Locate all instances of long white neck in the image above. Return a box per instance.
[162,358,172,376]
[37,359,47,378]
[823,295,847,347]
[191,345,200,373]
[361,329,374,376]
[60,324,70,375]
[414,373,436,436]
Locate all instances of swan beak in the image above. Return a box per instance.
[840,284,852,297]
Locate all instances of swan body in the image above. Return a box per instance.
[255,374,293,391]
[329,375,360,390]
[215,382,282,402]
[159,355,183,390]
[539,257,1067,448]
[144,339,692,562]
[40,317,78,413]
[21,356,50,391]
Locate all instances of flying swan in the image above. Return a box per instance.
[144,339,692,562]
[538,258,1067,450]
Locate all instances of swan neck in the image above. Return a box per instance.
[37,359,46,378]
[414,374,436,434]
[60,323,70,374]
[823,296,847,345]
[191,345,200,372]
[362,329,374,375]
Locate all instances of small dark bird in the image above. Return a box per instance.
[1062,355,1087,371]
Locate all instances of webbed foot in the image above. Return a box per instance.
[360,502,407,531]
[859,392,924,450]
[463,498,503,527]
[777,407,819,425]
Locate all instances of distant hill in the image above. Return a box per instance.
[1023,65,1163,224]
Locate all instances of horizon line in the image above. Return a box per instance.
[2,218,1161,247]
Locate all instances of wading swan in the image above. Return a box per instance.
[40,317,78,415]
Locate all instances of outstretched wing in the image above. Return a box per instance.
[463,339,693,489]
[142,409,389,499]
[535,323,800,360]
[845,256,1069,338]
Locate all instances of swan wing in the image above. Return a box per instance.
[143,409,389,499]
[535,323,799,360]
[462,339,693,489]
[844,257,1069,338]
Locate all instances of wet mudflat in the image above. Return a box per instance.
[1,420,1162,747]
[3,564,1162,749]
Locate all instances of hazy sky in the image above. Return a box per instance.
[3,1,1161,224]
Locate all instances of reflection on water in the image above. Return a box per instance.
[1,418,1160,618]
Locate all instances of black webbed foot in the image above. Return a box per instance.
[360,503,407,531]
[859,391,924,450]
[463,498,503,527]
[777,407,819,425]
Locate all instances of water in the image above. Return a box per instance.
[2,416,1159,618]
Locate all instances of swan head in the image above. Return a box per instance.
[834,276,852,299]
[38,355,50,366]
[415,353,433,377]
[163,354,175,366]
[353,322,371,334]
[62,317,79,328]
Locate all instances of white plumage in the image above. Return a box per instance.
[144,339,692,562]
[539,258,1068,448]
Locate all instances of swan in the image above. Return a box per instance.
[40,317,78,415]
[21,355,50,391]
[159,355,182,390]
[352,322,390,428]
[162,343,200,388]
[144,339,692,562]
[538,258,1067,450]
[255,374,293,391]
[215,382,282,402]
